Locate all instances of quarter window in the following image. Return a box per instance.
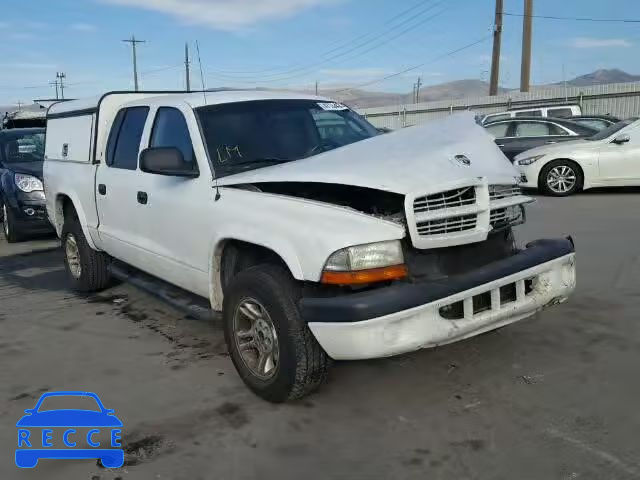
[107,107,149,169]
[149,107,195,164]
[515,110,542,117]
[548,124,569,136]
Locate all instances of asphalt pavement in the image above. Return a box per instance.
[1,190,640,480]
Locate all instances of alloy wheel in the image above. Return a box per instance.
[547,165,577,194]
[233,297,280,380]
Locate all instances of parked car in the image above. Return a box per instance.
[484,117,598,161]
[0,127,52,242]
[44,92,576,402]
[515,118,640,196]
[481,104,582,125]
[568,115,620,131]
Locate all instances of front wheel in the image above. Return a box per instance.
[61,215,111,292]
[223,264,331,402]
[2,202,22,243]
[539,160,583,196]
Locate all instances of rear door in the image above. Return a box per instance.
[504,121,569,159]
[95,106,149,265]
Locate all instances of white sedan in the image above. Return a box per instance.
[514,118,640,196]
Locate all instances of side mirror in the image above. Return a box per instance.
[139,147,199,177]
[613,134,630,145]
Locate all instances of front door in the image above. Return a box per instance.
[95,106,149,266]
[131,106,213,297]
[598,125,640,185]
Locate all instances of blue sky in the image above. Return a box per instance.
[1,0,640,105]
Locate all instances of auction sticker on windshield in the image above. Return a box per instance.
[15,391,124,469]
[317,102,348,111]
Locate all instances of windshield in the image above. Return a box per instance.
[37,395,101,412]
[196,100,379,177]
[586,119,635,141]
[0,130,45,164]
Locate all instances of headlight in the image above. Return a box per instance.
[517,155,545,166]
[14,173,43,193]
[322,240,407,285]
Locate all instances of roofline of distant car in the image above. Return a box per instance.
[483,116,590,125]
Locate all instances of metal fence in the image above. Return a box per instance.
[357,81,640,129]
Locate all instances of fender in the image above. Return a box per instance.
[208,229,305,311]
[53,192,101,251]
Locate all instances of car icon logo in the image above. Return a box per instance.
[15,391,124,469]
[454,154,471,166]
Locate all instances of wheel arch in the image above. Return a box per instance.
[53,192,99,250]
[538,158,585,191]
[209,236,304,311]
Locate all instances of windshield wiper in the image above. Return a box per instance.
[234,157,291,166]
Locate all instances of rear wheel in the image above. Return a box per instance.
[539,160,583,196]
[61,214,111,291]
[223,264,331,402]
[2,202,22,243]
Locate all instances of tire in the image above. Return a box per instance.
[2,201,22,243]
[223,264,331,402]
[61,214,111,292]
[539,159,583,197]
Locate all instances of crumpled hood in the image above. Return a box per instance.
[217,113,522,195]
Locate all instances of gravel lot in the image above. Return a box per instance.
[1,190,640,480]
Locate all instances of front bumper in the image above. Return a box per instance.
[6,191,53,232]
[301,238,576,360]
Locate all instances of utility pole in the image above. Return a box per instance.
[489,0,503,96]
[56,72,66,99]
[315,81,318,95]
[122,35,146,91]
[50,79,59,100]
[520,0,533,92]
[415,76,422,104]
[184,42,191,92]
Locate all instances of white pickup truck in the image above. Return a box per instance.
[44,91,576,402]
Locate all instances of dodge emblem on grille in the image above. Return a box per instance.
[454,154,471,166]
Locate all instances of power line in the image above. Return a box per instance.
[334,33,492,93]
[209,0,455,84]
[503,12,640,23]
[209,0,438,75]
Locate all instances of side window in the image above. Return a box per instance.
[515,110,542,117]
[548,108,573,118]
[106,109,125,166]
[514,122,550,137]
[548,123,569,136]
[149,107,195,164]
[485,122,510,138]
[108,107,149,170]
[485,113,511,123]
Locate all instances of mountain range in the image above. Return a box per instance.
[315,69,640,109]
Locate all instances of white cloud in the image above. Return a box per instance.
[0,63,57,70]
[100,0,339,31]
[319,68,390,78]
[9,32,35,40]
[570,37,632,48]
[71,22,97,31]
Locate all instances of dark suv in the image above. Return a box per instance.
[0,128,52,242]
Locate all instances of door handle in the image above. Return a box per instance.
[137,191,148,205]
[545,140,558,144]
[497,144,505,147]
[98,184,106,195]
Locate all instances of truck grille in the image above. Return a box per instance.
[416,214,477,236]
[413,187,475,213]
[489,184,521,200]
